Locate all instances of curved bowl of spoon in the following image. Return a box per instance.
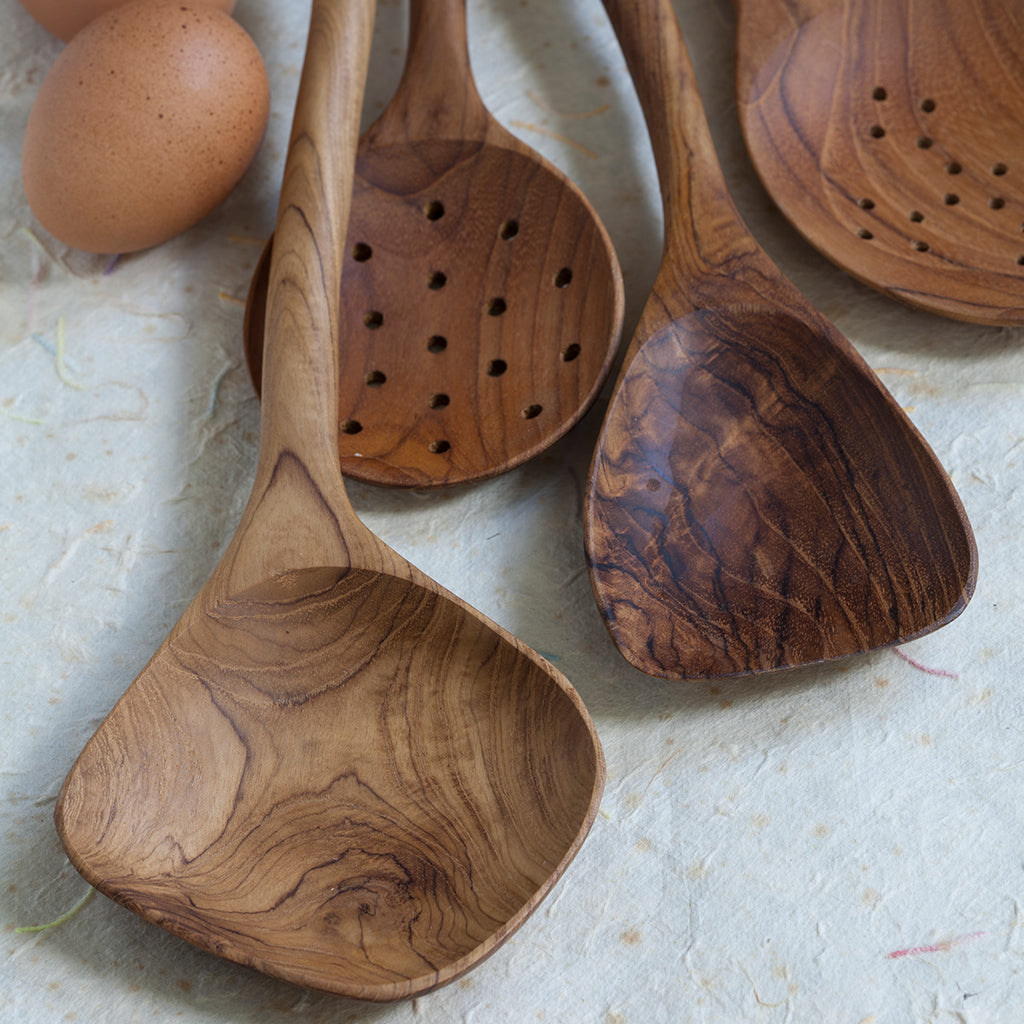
[735,0,1024,325]
[54,0,604,1001]
[585,0,978,680]
[243,0,624,488]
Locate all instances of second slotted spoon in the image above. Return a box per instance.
[735,0,1024,325]
[244,0,623,487]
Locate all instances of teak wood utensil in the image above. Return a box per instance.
[585,0,977,680]
[735,0,1024,325]
[242,0,624,488]
[54,0,604,1001]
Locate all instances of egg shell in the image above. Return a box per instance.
[22,0,269,254]
[16,0,237,42]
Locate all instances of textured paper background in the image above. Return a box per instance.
[2,1,1022,1021]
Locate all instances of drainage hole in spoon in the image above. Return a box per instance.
[428,335,447,353]
[424,200,445,221]
[554,267,573,288]
[522,404,542,420]
[562,343,581,362]
[352,242,372,262]
[341,420,363,435]
[500,219,519,240]
[488,359,508,377]
[428,393,450,409]
[860,89,1020,264]
[365,370,386,387]
[856,198,875,240]
[428,439,451,454]
[364,310,384,329]
[428,271,447,290]
[488,297,508,316]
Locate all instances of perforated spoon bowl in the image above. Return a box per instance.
[244,0,623,487]
[54,0,604,1000]
[585,0,977,680]
[735,0,1024,325]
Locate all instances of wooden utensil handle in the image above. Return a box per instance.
[601,0,759,304]
[365,0,490,145]
[257,0,374,484]
[215,0,381,594]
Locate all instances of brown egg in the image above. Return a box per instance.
[22,0,269,254]
[16,0,237,42]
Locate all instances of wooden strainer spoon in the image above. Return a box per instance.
[585,0,978,680]
[54,0,604,1001]
[243,0,624,488]
[735,0,1024,325]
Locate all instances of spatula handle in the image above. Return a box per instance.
[601,0,760,307]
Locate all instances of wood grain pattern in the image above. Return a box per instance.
[54,0,604,1001]
[243,0,624,488]
[585,0,977,679]
[736,0,1024,324]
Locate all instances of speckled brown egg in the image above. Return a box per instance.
[21,0,269,254]
[16,0,237,42]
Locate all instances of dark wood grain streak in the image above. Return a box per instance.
[585,0,976,679]
[55,0,604,1001]
[736,0,1024,324]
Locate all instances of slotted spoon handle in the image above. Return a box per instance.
[364,0,489,145]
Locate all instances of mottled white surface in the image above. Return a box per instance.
[2,1,1022,1022]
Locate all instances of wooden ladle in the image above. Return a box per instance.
[585,0,978,680]
[735,0,1024,325]
[54,0,604,1001]
[242,0,624,488]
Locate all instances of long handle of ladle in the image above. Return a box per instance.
[256,0,375,488]
[601,0,759,308]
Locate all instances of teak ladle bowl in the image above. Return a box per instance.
[242,0,624,488]
[54,0,604,1001]
[585,0,978,680]
[735,0,1024,325]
